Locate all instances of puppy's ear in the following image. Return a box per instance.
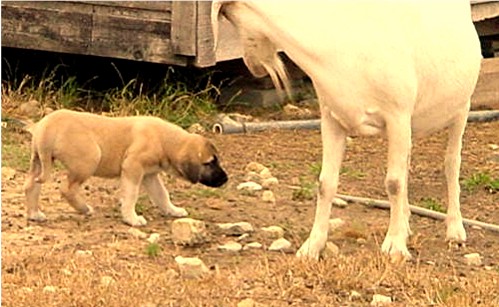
[180,161,201,184]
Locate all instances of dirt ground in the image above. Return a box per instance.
[1,113,498,306]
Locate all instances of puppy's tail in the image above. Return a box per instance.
[28,125,53,184]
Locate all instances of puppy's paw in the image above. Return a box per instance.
[83,205,94,216]
[165,206,188,218]
[123,215,147,227]
[28,210,47,222]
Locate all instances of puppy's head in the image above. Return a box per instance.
[174,135,228,188]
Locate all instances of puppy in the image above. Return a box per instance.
[24,109,228,226]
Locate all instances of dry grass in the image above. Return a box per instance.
[3,242,498,306]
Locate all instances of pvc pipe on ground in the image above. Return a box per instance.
[336,193,499,233]
[212,110,499,134]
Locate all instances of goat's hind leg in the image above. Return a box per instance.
[296,114,346,260]
[445,110,468,245]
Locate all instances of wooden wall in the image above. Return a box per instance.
[1,1,192,66]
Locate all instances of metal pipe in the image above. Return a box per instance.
[212,110,499,134]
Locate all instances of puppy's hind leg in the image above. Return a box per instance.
[24,153,46,222]
[61,173,94,216]
[142,174,188,217]
[34,145,53,184]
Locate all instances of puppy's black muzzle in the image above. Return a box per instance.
[199,160,228,187]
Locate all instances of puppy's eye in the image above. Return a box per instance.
[203,156,218,166]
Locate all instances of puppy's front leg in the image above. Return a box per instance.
[120,160,147,227]
[142,174,188,218]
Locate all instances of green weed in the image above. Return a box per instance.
[462,172,499,193]
[292,178,316,201]
[418,197,445,213]
[145,243,161,258]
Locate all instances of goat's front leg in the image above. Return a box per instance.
[381,114,413,260]
[297,113,346,260]
[445,109,468,245]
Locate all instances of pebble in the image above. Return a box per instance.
[245,162,266,173]
[329,218,346,232]
[75,250,93,258]
[350,290,362,301]
[370,294,392,305]
[243,242,263,250]
[175,256,210,279]
[261,190,276,203]
[146,233,160,244]
[43,285,57,293]
[464,253,482,266]
[259,167,273,179]
[268,238,292,253]
[217,222,254,235]
[261,177,279,188]
[237,298,257,307]
[171,218,207,245]
[217,241,243,252]
[261,226,284,238]
[100,276,116,287]
[128,228,148,239]
[237,182,263,191]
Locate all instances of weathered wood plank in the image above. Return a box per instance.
[472,57,499,110]
[85,1,172,12]
[1,4,92,54]
[171,1,196,56]
[90,14,186,65]
[193,1,217,67]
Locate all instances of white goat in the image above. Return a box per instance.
[212,1,482,260]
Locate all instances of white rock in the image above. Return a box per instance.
[261,226,284,238]
[262,190,276,203]
[244,171,262,182]
[370,294,392,306]
[217,241,243,252]
[268,238,292,252]
[175,256,210,279]
[488,144,498,150]
[322,242,340,258]
[187,123,206,134]
[1,167,16,180]
[237,233,250,241]
[128,228,148,239]
[350,290,362,301]
[245,162,266,173]
[237,181,263,191]
[146,233,160,244]
[243,242,263,250]
[259,167,273,179]
[261,177,279,188]
[471,225,482,230]
[171,218,207,245]
[75,250,93,257]
[329,218,346,232]
[357,238,367,245]
[237,298,257,307]
[332,197,348,208]
[464,253,482,266]
[100,276,116,287]
[43,285,57,293]
[60,268,72,276]
[217,222,254,235]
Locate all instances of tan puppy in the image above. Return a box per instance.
[24,109,228,226]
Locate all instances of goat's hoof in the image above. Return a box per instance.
[381,235,412,262]
[296,238,322,260]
